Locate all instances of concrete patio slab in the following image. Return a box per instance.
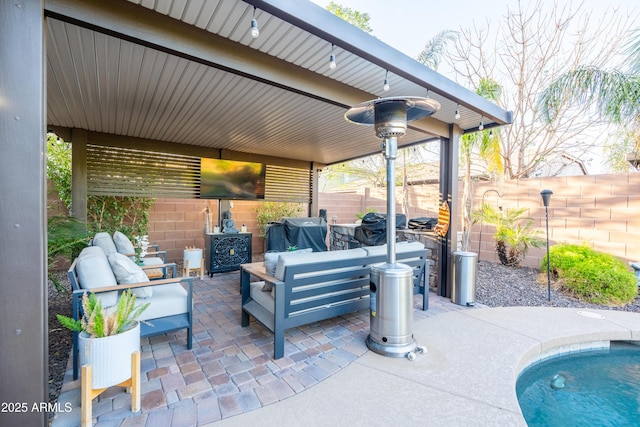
[51,271,640,426]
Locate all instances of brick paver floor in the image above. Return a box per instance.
[52,271,463,426]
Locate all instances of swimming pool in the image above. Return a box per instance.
[516,342,640,426]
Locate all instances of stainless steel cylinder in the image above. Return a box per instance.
[451,251,478,306]
[367,262,417,357]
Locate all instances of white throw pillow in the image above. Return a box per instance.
[75,247,118,307]
[92,232,117,256]
[113,231,136,255]
[108,253,153,299]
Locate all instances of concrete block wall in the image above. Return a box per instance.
[122,172,640,270]
[318,185,440,225]
[149,199,265,264]
[473,173,640,268]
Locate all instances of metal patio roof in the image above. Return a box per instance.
[44,0,512,166]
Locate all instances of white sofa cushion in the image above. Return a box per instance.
[113,231,136,255]
[75,246,118,307]
[137,283,188,321]
[108,253,153,299]
[274,248,368,281]
[92,232,117,256]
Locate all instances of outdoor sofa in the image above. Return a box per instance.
[67,245,193,380]
[241,241,428,359]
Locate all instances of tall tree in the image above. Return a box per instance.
[416,30,458,71]
[443,1,637,178]
[460,78,503,251]
[326,1,373,33]
[538,29,640,169]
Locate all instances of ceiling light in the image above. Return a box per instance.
[329,44,336,70]
[454,106,460,120]
[250,7,259,38]
[383,70,390,92]
[479,117,484,131]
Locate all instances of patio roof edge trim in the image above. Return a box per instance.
[245,0,513,127]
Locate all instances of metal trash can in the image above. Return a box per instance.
[451,251,477,306]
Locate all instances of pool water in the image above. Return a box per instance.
[516,342,640,426]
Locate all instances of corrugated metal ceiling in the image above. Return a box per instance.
[45,0,512,165]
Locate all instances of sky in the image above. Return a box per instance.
[310,0,639,60]
[310,0,639,174]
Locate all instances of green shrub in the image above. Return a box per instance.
[253,202,304,238]
[541,243,637,305]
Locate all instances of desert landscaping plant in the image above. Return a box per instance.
[541,243,637,305]
[57,290,149,338]
[474,204,545,267]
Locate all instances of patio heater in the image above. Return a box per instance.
[345,97,440,359]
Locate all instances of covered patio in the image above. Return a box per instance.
[1,0,511,424]
[51,272,459,425]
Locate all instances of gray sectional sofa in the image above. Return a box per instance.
[241,241,428,359]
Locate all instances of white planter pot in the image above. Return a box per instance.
[183,248,203,268]
[79,322,140,389]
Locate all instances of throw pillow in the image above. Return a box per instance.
[263,251,281,276]
[108,253,153,299]
[92,232,117,256]
[113,231,136,255]
[75,247,118,307]
[262,248,312,291]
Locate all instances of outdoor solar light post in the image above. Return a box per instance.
[540,189,553,301]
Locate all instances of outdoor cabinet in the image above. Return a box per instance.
[206,232,252,276]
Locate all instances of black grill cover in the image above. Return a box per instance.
[408,217,438,231]
[353,212,406,246]
[265,217,328,252]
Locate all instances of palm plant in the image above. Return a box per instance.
[416,30,459,71]
[474,204,545,267]
[538,29,640,134]
[459,77,504,251]
[47,215,89,292]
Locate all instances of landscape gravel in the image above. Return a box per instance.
[476,260,640,312]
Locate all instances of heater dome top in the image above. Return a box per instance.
[344,96,441,126]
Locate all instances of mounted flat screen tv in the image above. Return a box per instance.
[200,158,266,199]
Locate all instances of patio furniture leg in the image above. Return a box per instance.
[130,351,141,412]
[80,351,141,426]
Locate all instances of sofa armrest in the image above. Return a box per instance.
[140,262,177,278]
[123,250,167,263]
[72,276,192,296]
